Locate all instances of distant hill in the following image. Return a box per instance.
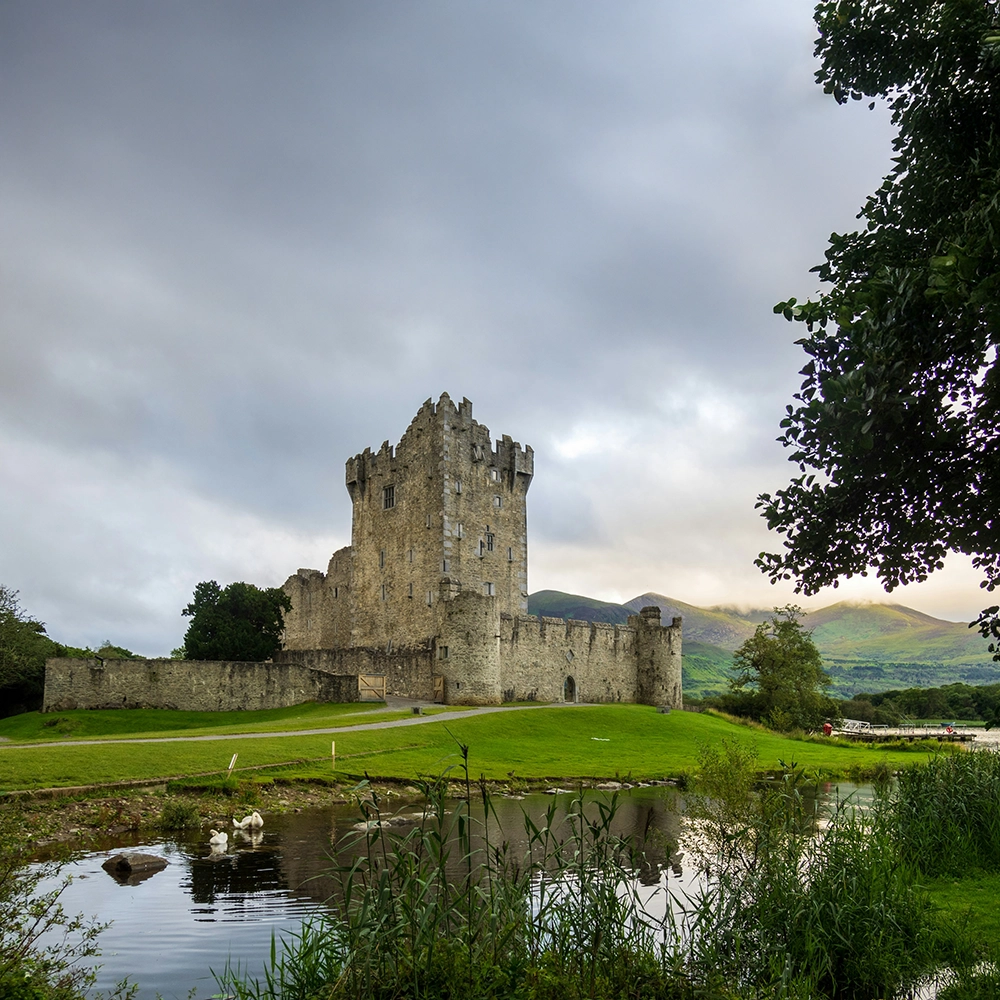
[527,590,999,698]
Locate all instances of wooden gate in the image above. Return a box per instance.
[433,674,445,704]
[358,674,386,702]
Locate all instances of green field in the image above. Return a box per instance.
[0,703,957,793]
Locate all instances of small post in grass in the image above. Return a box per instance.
[331,741,336,771]
[227,753,238,778]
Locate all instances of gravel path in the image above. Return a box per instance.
[0,700,583,751]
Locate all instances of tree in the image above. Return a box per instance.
[181,580,292,661]
[757,1,1000,653]
[725,606,838,731]
[0,586,59,717]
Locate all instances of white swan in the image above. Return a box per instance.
[233,811,263,830]
[233,814,252,829]
[208,829,228,849]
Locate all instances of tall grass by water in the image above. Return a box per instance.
[217,739,964,1000]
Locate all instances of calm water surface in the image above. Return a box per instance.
[35,783,858,999]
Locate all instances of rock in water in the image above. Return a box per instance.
[101,853,168,885]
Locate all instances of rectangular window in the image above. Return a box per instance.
[438,646,449,660]
[483,582,495,596]
[457,522,464,539]
[380,584,387,601]
[486,532,494,552]
[383,485,395,509]
[491,468,500,481]
[333,586,339,598]
[455,478,462,494]
[442,559,449,573]
[426,590,433,606]
[408,582,413,598]
[379,549,385,569]
[408,547,414,563]
[479,539,485,557]
[507,547,513,562]
[426,514,432,528]
[493,495,502,509]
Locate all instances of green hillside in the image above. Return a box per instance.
[529,590,999,698]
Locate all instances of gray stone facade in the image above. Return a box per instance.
[282,393,683,708]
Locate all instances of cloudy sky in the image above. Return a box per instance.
[1,1,989,655]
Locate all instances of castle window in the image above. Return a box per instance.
[379,549,386,569]
[507,547,513,562]
[491,468,500,481]
[486,532,494,552]
[479,539,485,557]
[383,485,395,509]
[408,548,414,562]
[408,582,413,598]
[457,522,464,538]
[442,559,449,573]
[426,590,433,606]
[455,478,462,494]
[493,496,502,509]
[333,586,339,598]
[380,584,387,601]
[438,646,449,660]
[483,582,495,596]
[426,514,432,528]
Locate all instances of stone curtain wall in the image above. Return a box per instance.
[499,610,683,708]
[43,658,365,713]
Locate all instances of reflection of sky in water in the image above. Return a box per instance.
[31,786,867,998]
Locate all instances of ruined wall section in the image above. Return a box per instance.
[275,645,437,702]
[282,546,352,650]
[43,658,363,713]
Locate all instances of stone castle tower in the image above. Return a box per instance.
[282,393,682,708]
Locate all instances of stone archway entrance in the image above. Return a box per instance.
[564,675,576,703]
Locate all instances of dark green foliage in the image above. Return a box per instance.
[0,587,67,718]
[840,681,1000,724]
[757,0,1000,655]
[157,800,201,830]
[181,580,291,661]
[0,810,121,1000]
[723,606,839,731]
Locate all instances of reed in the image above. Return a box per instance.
[217,740,957,1000]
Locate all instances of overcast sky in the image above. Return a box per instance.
[1,1,989,655]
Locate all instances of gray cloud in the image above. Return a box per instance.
[1,1,980,654]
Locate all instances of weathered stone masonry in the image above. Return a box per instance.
[282,393,683,708]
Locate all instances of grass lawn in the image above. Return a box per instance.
[923,872,1000,945]
[0,701,455,743]
[0,704,958,793]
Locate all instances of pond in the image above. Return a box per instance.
[34,782,856,999]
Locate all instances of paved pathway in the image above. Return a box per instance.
[0,701,582,751]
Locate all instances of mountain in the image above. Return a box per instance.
[527,590,999,698]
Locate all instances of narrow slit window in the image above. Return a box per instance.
[380,584,387,601]
[426,514,432,528]
[426,590,433,606]
[455,478,462,494]
[379,549,385,569]
[408,547,414,563]
[479,539,485,557]
[383,485,395,509]
[442,559,449,573]
[408,582,413,598]
[507,547,513,562]
[457,522,464,539]
[483,582,495,596]
[334,586,340,598]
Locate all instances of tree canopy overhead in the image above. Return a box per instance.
[181,580,291,661]
[758,0,1000,649]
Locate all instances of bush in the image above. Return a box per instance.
[157,800,201,830]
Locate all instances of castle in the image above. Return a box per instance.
[279,393,683,707]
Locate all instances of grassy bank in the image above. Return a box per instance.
[0,703,959,793]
